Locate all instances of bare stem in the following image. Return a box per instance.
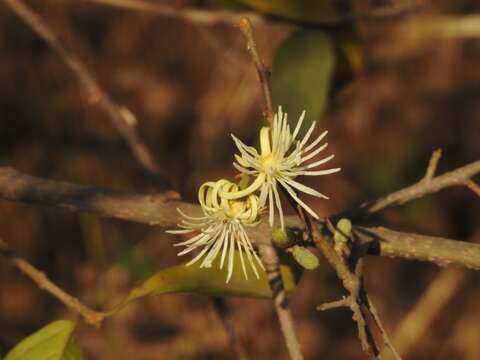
[258,244,303,360]
[422,148,442,181]
[465,180,480,197]
[335,160,480,220]
[0,237,106,327]
[238,18,275,124]
[81,0,427,27]
[2,0,172,188]
[311,225,382,358]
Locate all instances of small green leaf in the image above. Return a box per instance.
[114,252,301,309]
[291,246,320,270]
[271,228,289,247]
[334,218,352,248]
[5,320,83,360]
[271,29,335,129]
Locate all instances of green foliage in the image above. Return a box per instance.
[271,29,335,128]
[334,218,352,244]
[290,245,320,270]
[271,227,289,247]
[117,252,301,305]
[5,321,83,360]
[334,218,352,252]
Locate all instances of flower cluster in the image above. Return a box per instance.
[167,180,264,283]
[168,107,340,282]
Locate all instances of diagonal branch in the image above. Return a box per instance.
[238,18,274,124]
[2,0,172,188]
[335,159,480,221]
[0,237,106,327]
[81,0,427,27]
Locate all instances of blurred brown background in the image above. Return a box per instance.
[0,1,479,359]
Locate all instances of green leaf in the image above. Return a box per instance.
[5,320,83,360]
[271,29,335,129]
[114,252,301,309]
[334,218,352,245]
[291,246,320,270]
[235,0,341,24]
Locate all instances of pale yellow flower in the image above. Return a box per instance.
[224,107,340,229]
[167,180,264,283]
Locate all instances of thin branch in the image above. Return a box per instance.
[0,237,106,327]
[311,225,381,358]
[81,0,427,27]
[317,297,349,311]
[355,227,480,270]
[258,244,303,360]
[364,293,401,360]
[2,0,172,189]
[237,18,302,360]
[211,297,249,360]
[465,180,480,197]
[82,0,266,26]
[238,18,274,124]
[422,148,442,181]
[335,160,480,221]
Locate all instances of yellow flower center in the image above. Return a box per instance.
[229,201,245,217]
[260,153,276,176]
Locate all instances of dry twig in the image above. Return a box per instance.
[81,0,427,27]
[2,0,172,188]
[238,17,303,360]
[238,18,274,124]
[335,159,480,220]
[0,237,106,327]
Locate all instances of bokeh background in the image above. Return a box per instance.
[0,0,479,359]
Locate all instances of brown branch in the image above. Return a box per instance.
[237,18,302,360]
[422,148,442,181]
[258,244,303,360]
[2,0,172,189]
[82,0,266,26]
[364,293,401,360]
[81,0,427,27]
[336,159,480,220]
[238,18,274,124]
[311,226,382,358]
[0,237,106,327]
[465,180,480,197]
[355,227,480,270]
[1,167,480,270]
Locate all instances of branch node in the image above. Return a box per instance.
[317,296,350,311]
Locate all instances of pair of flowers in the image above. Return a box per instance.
[167,107,340,282]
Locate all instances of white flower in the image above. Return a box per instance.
[223,107,340,229]
[167,180,264,283]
